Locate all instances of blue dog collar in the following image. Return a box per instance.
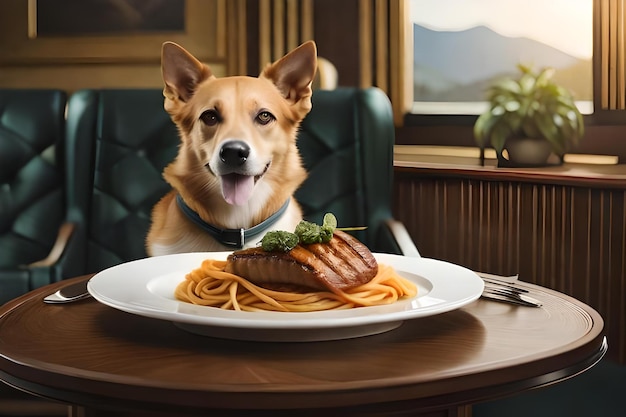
[175,195,290,249]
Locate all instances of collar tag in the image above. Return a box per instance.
[217,228,245,248]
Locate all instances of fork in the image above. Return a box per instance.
[477,273,542,307]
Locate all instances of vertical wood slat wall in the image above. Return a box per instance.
[257,0,313,73]
[598,0,626,109]
[394,173,626,363]
[358,0,410,125]
[225,0,246,76]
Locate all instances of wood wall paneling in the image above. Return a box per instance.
[251,0,315,74]
[599,0,626,109]
[0,0,228,91]
[312,0,361,87]
[225,0,247,76]
[394,169,626,363]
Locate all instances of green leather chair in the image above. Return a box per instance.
[296,87,418,255]
[63,89,180,275]
[61,86,417,277]
[0,89,69,305]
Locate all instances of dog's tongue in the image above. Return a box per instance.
[221,174,254,206]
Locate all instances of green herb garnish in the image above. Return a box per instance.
[261,230,299,252]
[260,213,339,252]
[294,220,322,244]
[295,213,337,244]
[323,212,337,230]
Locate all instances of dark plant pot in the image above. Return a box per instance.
[498,137,562,168]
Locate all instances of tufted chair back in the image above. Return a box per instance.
[65,89,179,275]
[296,87,402,253]
[62,87,417,277]
[0,89,67,304]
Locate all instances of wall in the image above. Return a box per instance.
[0,1,376,93]
[394,165,626,364]
[0,0,231,92]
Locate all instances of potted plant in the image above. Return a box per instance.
[473,64,584,166]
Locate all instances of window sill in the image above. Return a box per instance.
[394,145,626,189]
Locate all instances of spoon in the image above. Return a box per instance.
[43,280,91,304]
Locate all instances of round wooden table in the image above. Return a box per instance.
[0,275,606,417]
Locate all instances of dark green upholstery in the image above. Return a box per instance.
[0,89,67,304]
[60,86,416,276]
[64,89,179,275]
[297,87,412,254]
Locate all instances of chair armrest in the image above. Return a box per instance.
[27,222,76,268]
[383,219,421,258]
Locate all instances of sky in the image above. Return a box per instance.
[409,0,593,59]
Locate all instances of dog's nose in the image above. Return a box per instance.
[220,141,250,166]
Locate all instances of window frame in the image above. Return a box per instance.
[397,0,626,161]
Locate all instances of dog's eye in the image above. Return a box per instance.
[256,111,275,125]
[200,110,221,126]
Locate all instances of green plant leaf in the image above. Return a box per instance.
[490,121,511,153]
[535,67,555,87]
[474,110,508,148]
[474,63,585,155]
[492,78,521,95]
[519,72,536,94]
[536,112,564,154]
[473,114,489,146]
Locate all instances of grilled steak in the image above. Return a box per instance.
[225,230,378,293]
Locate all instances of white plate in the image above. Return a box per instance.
[87,252,484,342]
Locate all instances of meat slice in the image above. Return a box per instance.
[225,230,378,293]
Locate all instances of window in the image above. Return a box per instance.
[409,0,593,115]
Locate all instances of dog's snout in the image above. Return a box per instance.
[220,141,250,166]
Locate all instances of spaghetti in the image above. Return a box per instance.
[175,259,417,312]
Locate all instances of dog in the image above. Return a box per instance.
[146,41,317,255]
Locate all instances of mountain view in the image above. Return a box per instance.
[413,24,592,102]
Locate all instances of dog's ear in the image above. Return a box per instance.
[161,42,213,108]
[261,41,317,114]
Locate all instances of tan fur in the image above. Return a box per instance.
[146,41,317,255]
